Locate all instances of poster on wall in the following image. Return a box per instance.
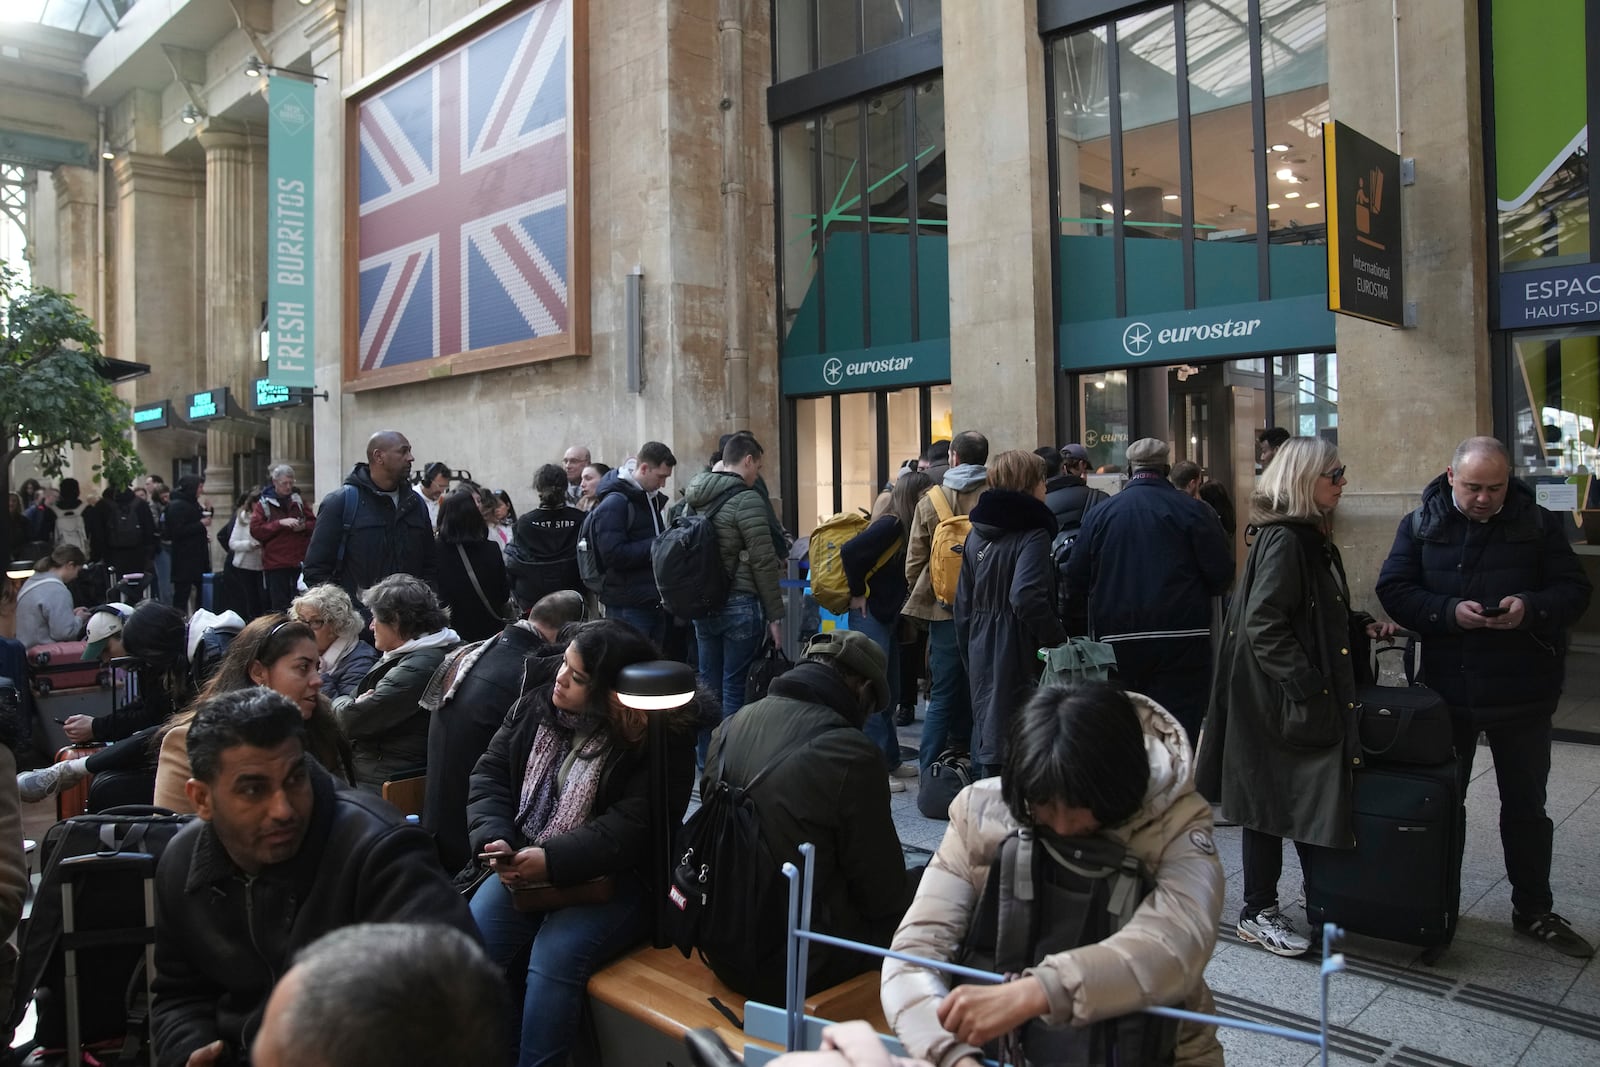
[1323,120,1404,328]
[345,0,589,389]
[269,74,316,389]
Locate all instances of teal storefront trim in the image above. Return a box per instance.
[782,338,951,396]
[1059,294,1335,371]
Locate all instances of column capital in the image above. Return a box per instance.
[50,164,99,208]
[306,0,346,65]
[197,123,260,157]
[112,152,202,199]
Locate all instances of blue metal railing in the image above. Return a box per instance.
[780,842,1348,1067]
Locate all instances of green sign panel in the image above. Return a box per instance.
[268,75,316,388]
[1492,0,1585,212]
[254,379,295,409]
[1058,295,1335,371]
[781,339,951,396]
[131,402,169,430]
[186,389,226,422]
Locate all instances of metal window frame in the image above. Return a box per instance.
[768,30,944,126]
[1247,0,1272,301]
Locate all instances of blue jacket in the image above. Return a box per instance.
[1376,473,1591,709]
[302,464,437,603]
[587,468,665,608]
[1064,473,1234,649]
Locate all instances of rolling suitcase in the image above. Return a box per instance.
[1305,758,1461,957]
[27,642,108,695]
[52,745,103,822]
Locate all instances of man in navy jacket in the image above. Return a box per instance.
[1377,436,1593,958]
[587,441,676,647]
[1065,437,1233,743]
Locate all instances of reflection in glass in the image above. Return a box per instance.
[839,392,880,516]
[867,88,912,346]
[775,1,814,82]
[1260,0,1328,242]
[779,121,821,355]
[1117,8,1184,315]
[1509,333,1597,547]
[887,388,923,475]
[1186,0,1258,306]
[794,397,836,531]
[818,0,858,69]
[821,102,866,352]
[913,80,948,340]
[1054,29,1113,239]
[1271,352,1338,442]
[911,0,940,35]
[864,0,908,51]
[929,383,953,444]
[1079,371,1131,473]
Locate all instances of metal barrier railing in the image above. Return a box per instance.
[781,842,1348,1066]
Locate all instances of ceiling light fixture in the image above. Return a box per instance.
[1267,202,1280,210]
[1275,167,1294,180]
[1100,202,1114,213]
[1163,193,1179,201]
[244,57,263,77]
[100,143,115,160]
[1271,143,1291,152]
[181,102,203,125]
[1284,191,1301,199]
[1305,201,1321,209]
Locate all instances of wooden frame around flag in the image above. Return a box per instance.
[342,0,590,391]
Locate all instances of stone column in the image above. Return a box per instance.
[198,126,267,527]
[308,3,345,498]
[1327,0,1489,608]
[271,417,314,498]
[53,165,111,490]
[941,0,1056,450]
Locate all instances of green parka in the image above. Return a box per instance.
[682,470,784,620]
[1196,515,1372,849]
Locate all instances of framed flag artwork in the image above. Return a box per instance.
[344,0,589,389]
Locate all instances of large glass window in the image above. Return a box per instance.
[1272,352,1338,439]
[1116,9,1185,314]
[777,0,943,80]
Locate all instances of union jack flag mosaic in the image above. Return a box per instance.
[354,0,574,374]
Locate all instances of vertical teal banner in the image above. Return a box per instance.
[268,75,315,388]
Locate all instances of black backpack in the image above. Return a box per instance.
[575,498,635,596]
[1050,488,1106,622]
[664,744,798,990]
[652,485,749,620]
[957,828,1177,1067]
[108,501,142,549]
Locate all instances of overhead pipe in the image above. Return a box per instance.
[718,0,749,432]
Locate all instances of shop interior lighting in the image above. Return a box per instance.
[1163,193,1179,201]
[1271,142,1292,152]
[1305,201,1320,209]
[1267,202,1280,210]
[1275,168,1294,180]
[1284,191,1301,199]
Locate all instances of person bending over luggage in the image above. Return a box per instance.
[15,545,89,649]
[882,683,1225,1067]
[252,923,508,1067]
[466,619,704,1067]
[153,615,357,812]
[288,584,378,701]
[149,688,475,1067]
[699,629,916,1004]
[18,602,193,803]
[1196,437,1394,959]
[332,575,460,792]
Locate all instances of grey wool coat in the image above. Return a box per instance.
[1196,517,1372,849]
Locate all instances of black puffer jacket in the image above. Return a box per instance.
[702,661,906,1002]
[149,764,475,1067]
[301,464,438,604]
[163,484,209,584]
[422,626,559,873]
[1376,474,1591,709]
[465,677,702,885]
[955,490,1067,767]
[332,639,457,790]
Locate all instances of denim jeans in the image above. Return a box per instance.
[470,870,648,1067]
[695,594,765,764]
[605,603,670,651]
[848,609,901,772]
[919,619,973,770]
[1452,704,1556,915]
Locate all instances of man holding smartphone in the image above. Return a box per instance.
[1378,436,1594,958]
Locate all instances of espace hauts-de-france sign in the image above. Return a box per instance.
[1058,295,1335,371]
[1323,120,1405,327]
[268,75,315,388]
[1498,263,1600,329]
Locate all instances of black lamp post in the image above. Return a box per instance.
[616,660,698,949]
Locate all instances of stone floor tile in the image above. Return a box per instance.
[1348,990,1535,1065]
[1204,942,1387,1026]
[1515,1025,1600,1065]
[1404,935,1582,1003]
[1215,1027,1318,1067]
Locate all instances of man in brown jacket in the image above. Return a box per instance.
[904,430,987,772]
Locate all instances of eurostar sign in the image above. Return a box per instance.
[783,339,950,396]
[1059,295,1335,371]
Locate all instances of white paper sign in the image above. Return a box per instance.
[1535,483,1580,512]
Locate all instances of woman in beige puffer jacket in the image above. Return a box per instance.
[881,685,1225,1067]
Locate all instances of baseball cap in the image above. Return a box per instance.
[5,561,33,581]
[1061,443,1090,464]
[81,603,134,661]
[803,630,890,712]
[1126,438,1171,468]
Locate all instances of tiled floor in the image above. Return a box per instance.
[886,714,1600,1067]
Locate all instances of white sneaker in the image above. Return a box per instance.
[18,760,88,804]
[887,777,907,793]
[1237,906,1311,957]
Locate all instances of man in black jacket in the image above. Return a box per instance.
[163,475,210,614]
[302,431,437,607]
[700,630,912,1003]
[1039,443,1106,636]
[1377,436,1594,958]
[150,688,474,1067]
[1064,438,1233,744]
[587,441,676,646]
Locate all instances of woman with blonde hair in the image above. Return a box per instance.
[954,449,1067,778]
[290,584,379,700]
[1197,436,1395,958]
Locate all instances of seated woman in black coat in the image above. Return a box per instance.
[436,489,512,641]
[466,619,703,1067]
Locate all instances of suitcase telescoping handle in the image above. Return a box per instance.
[1373,629,1422,685]
[60,850,158,1067]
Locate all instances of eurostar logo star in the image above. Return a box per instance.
[823,358,844,386]
[1122,321,1153,357]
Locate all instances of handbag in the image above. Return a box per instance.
[509,874,615,913]
[1037,638,1118,686]
[1356,635,1453,766]
[917,748,973,820]
[743,637,794,704]
[458,544,513,622]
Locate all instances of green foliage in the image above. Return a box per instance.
[1,259,142,488]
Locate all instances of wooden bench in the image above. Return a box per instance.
[586,945,890,1064]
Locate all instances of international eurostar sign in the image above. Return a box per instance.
[1323,120,1405,327]
[1058,295,1335,371]
[781,338,951,396]
[1498,262,1600,329]
[267,75,315,388]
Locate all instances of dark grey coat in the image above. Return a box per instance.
[1197,519,1370,849]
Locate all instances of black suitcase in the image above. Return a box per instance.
[1305,759,1460,955]
[9,807,194,1061]
[1357,635,1453,767]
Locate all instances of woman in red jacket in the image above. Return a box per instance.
[252,464,317,612]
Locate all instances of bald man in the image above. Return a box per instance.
[302,430,437,606]
[563,444,591,505]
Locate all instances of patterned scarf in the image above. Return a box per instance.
[515,704,611,845]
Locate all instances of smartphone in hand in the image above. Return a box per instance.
[1479,606,1509,617]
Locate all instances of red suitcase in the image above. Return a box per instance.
[52,744,103,822]
[27,642,109,696]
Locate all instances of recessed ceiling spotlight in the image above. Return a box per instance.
[1275,167,1294,180]
[1267,202,1281,210]
[1284,191,1301,199]
[1100,202,1114,213]
[1271,142,1291,152]
[1306,201,1321,209]
[1163,193,1179,201]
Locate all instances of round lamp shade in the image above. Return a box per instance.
[616,660,698,711]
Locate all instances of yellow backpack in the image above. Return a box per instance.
[927,486,970,608]
[809,511,899,615]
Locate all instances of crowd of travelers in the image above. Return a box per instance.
[0,423,1591,1066]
